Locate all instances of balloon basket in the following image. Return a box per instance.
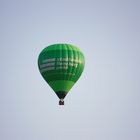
[59,100,64,105]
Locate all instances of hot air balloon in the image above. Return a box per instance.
[38,44,85,105]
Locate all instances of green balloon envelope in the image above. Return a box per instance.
[38,44,85,105]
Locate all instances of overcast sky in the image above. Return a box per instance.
[0,0,140,140]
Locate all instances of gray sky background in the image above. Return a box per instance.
[0,0,140,140]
